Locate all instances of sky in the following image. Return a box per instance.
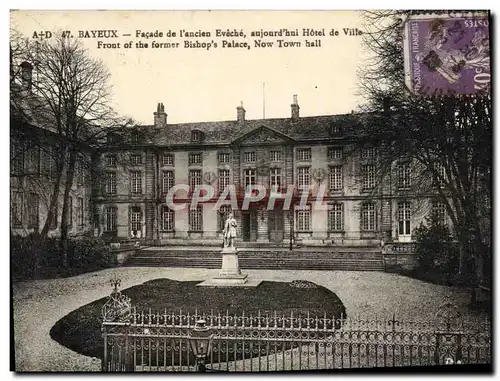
[10,10,369,125]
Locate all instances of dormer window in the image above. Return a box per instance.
[330,124,342,136]
[191,130,202,143]
[106,132,119,144]
[131,130,142,144]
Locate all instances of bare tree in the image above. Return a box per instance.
[355,11,491,281]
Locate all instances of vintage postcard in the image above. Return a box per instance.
[10,9,491,373]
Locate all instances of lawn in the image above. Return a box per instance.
[50,278,346,361]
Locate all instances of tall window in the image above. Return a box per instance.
[189,153,202,165]
[77,197,84,226]
[244,168,256,188]
[218,152,231,164]
[270,168,282,190]
[297,167,310,190]
[361,146,376,159]
[42,147,57,180]
[398,201,412,235]
[328,204,343,231]
[27,193,39,229]
[270,151,282,162]
[130,206,141,233]
[189,169,202,190]
[162,171,174,194]
[106,154,117,167]
[189,205,203,231]
[11,142,24,175]
[130,171,142,194]
[50,204,58,230]
[76,160,84,186]
[130,154,142,166]
[328,147,343,160]
[329,166,343,191]
[218,169,230,192]
[66,196,73,228]
[105,172,117,194]
[191,130,201,142]
[218,205,232,231]
[162,153,174,166]
[361,203,376,231]
[105,206,117,232]
[244,151,256,163]
[432,201,447,225]
[398,162,411,189]
[27,147,40,175]
[162,206,174,231]
[435,163,446,188]
[296,148,311,161]
[296,208,311,231]
[12,192,23,227]
[362,164,375,190]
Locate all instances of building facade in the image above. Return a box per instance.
[91,97,449,247]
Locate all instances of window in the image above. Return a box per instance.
[328,204,343,231]
[329,166,343,191]
[191,130,201,142]
[218,169,230,192]
[130,171,142,194]
[398,162,411,189]
[328,147,343,160]
[270,168,282,190]
[105,206,117,232]
[189,153,203,165]
[297,167,310,190]
[162,206,174,231]
[296,208,311,231]
[50,204,58,230]
[66,196,73,228]
[244,168,256,188]
[330,124,342,135]
[107,133,119,144]
[162,171,174,194]
[189,169,202,190]
[218,205,232,231]
[42,147,57,180]
[130,206,141,233]
[12,192,23,227]
[93,210,100,231]
[435,164,446,188]
[244,152,256,163]
[27,193,39,229]
[162,153,174,166]
[218,152,231,164]
[131,131,140,144]
[432,201,447,225]
[106,154,117,167]
[105,172,117,194]
[296,148,311,161]
[77,197,84,226]
[398,201,411,235]
[361,203,376,231]
[361,146,376,159]
[130,154,142,166]
[11,142,24,175]
[27,147,40,175]
[270,151,282,162]
[362,164,375,190]
[189,205,203,231]
[76,160,84,186]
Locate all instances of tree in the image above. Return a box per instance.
[356,11,491,282]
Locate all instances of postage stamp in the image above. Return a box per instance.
[404,12,490,96]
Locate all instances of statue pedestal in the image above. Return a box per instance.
[197,247,261,288]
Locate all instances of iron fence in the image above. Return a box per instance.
[101,301,491,372]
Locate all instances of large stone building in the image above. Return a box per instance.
[91,96,448,247]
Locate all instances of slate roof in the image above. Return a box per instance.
[135,113,363,147]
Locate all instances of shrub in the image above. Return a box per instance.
[413,213,456,275]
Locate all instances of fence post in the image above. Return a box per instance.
[102,324,108,372]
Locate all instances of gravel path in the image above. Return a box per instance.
[12,267,486,372]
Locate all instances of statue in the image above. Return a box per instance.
[223,213,237,249]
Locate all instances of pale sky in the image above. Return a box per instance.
[10,10,369,125]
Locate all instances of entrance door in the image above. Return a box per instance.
[242,211,257,242]
[268,210,284,243]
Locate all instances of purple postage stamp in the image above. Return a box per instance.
[404,12,490,96]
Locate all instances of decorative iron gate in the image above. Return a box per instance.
[101,296,491,371]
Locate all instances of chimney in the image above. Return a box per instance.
[154,102,167,127]
[20,61,33,92]
[291,94,300,120]
[237,101,245,124]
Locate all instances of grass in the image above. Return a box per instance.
[50,278,346,361]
